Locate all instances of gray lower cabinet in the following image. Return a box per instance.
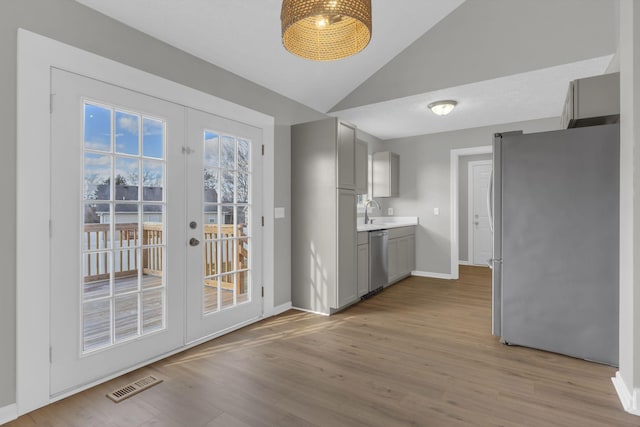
[387,226,416,286]
[337,189,358,308]
[291,118,359,314]
[357,232,369,297]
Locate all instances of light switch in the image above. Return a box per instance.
[434,207,440,216]
[274,207,285,219]
[388,208,394,216]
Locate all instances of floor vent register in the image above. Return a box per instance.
[106,375,163,403]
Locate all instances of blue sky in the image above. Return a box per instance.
[84,103,164,159]
[84,103,165,199]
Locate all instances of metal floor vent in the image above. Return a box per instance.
[106,375,163,403]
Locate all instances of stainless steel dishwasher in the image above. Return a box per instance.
[368,230,388,292]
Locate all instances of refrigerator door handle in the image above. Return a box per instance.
[487,168,494,233]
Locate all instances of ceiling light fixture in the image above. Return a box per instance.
[428,100,458,116]
[281,0,372,61]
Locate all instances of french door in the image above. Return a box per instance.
[50,69,262,395]
[186,109,262,343]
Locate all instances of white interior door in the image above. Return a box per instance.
[50,69,187,394]
[469,161,493,266]
[185,109,263,343]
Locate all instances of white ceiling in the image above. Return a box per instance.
[330,55,613,140]
[74,0,615,140]
[74,0,465,114]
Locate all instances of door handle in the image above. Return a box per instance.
[189,237,200,247]
[474,221,479,226]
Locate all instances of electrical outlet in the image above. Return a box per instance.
[434,207,440,216]
[388,208,394,215]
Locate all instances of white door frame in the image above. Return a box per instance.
[467,160,493,265]
[17,29,275,415]
[449,146,492,280]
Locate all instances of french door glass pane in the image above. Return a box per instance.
[201,131,252,314]
[83,299,111,351]
[81,101,166,353]
[143,118,164,158]
[115,111,139,155]
[142,289,164,333]
[84,104,111,152]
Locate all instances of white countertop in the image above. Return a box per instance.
[357,216,418,232]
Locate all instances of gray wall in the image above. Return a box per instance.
[381,117,560,275]
[458,154,492,263]
[274,125,292,306]
[0,0,325,408]
[332,0,616,111]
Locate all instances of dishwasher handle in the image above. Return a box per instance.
[369,230,388,238]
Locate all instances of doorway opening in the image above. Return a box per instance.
[449,146,492,280]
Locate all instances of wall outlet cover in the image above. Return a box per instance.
[274,207,285,219]
[388,208,394,215]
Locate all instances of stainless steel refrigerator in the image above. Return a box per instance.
[490,124,619,366]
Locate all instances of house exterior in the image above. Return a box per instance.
[2,0,640,421]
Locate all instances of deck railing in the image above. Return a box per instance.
[83,223,247,287]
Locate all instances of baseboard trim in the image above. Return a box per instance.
[291,306,330,316]
[612,371,640,416]
[270,302,292,316]
[412,270,453,280]
[0,403,18,424]
[458,260,471,266]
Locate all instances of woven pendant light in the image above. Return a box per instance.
[281,0,372,61]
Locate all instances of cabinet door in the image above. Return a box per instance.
[389,152,400,197]
[355,139,368,194]
[337,189,357,307]
[372,152,389,197]
[387,238,399,285]
[357,244,369,297]
[408,235,416,272]
[337,122,356,190]
[397,236,410,277]
[372,151,400,197]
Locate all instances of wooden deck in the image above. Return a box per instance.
[10,265,637,426]
[84,275,249,351]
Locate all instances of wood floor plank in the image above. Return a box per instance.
[7,266,639,426]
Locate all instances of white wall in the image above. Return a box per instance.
[381,117,560,276]
[613,0,640,415]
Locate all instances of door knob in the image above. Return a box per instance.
[474,221,479,226]
[189,237,200,247]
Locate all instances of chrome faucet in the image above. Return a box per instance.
[364,199,381,224]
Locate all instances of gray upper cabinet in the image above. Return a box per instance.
[372,151,400,197]
[337,122,356,190]
[561,72,620,129]
[355,139,368,195]
[291,118,359,314]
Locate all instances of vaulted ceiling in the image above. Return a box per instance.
[74,0,617,140]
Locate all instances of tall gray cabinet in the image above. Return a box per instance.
[291,118,359,314]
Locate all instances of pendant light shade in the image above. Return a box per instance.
[281,0,372,61]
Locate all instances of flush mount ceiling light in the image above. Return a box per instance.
[281,0,372,61]
[428,100,458,116]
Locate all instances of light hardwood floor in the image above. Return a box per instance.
[8,266,637,426]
